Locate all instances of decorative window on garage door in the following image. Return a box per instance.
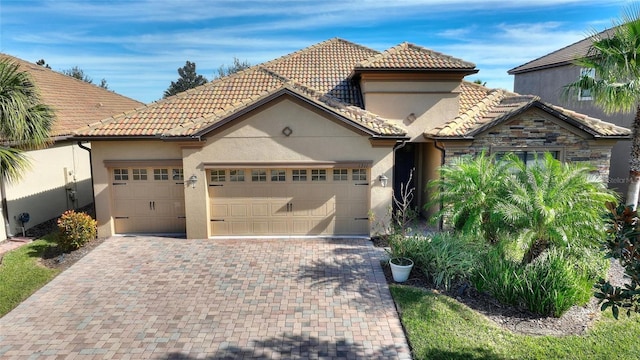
[352,169,367,181]
[271,169,286,182]
[154,168,169,180]
[311,169,327,181]
[333,169,348,181]
[132,168,147,180]
[210,170,226,182]
[292,169,307,181]
[114,168,128,181]
[230,170,245,182]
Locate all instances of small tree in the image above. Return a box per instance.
[428,151,512,243]
[496,153,617,263]
[595,203,640,319]
[215,57,251,79]
[63,66,93,83]
[36,59,51,69]
[164,61,208,98]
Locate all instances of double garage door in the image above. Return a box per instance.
[208,167,370,236]
[110,165,370,236]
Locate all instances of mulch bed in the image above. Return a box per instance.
[373,236,623,337]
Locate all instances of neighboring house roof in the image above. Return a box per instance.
[0,54,143,139]
[425,88,630,139]
[508,28,615,74]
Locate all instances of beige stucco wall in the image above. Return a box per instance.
[2,142,92,238]
[360,80,461,141]
[91,96,395,239]
[91,140,183,238]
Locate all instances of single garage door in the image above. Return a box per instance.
[111,166,186,234]
[208,167,370,236]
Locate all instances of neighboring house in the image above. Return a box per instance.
[73,39,629,239]
[507,27,632,195]
[0,54,142,240]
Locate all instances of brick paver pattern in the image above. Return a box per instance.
[0,237,411,359]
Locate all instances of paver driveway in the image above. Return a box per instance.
[0,237,411,359]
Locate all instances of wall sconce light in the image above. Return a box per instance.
[378,174,388,188]
[187,174,198,189]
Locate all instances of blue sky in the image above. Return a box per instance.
[1,0,638,103]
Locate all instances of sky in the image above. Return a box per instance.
[1,0,639,104]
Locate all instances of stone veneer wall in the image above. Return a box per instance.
[441,109,614,184]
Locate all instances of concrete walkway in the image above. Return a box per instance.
[0,237,411,359]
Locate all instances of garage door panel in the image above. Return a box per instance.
[112,184,131,199]
[271,220,288,233]
[230,204,248,217]
[252,220,269,234]
[211,221,229,235]
[211,204,229,217]
[230,221,249,235]
[251,203,269,217]
[271,202,289,216]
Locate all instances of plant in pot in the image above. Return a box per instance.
[388,233,415,282]
[387,169,417,282]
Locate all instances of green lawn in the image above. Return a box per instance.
[391,285,640,360]
[0,236,60,317]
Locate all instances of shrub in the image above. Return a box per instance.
[474,245,596,317]
[595,203,640,319]
[412,233,483,291]
[496,153,616,264]
[56,210,97,252]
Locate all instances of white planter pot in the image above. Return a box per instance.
[389,258,414,282]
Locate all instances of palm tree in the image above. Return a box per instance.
[428,151,513,243]
[496,153,617,264]
[564,9,640,209]
[0,59,54,181]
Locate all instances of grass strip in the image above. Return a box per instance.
[391,285,640,360]
[0,236,60,317]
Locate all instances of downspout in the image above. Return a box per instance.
[77,141,96,216]
[0,179,13,238]
[433,140,446,230]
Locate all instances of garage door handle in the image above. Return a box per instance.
[209,184,223,187]
[354,217,369,220]
[149,201,156,210]
[210,219,225,222]
[112,182,127,185]
[355,183,369,186]
[115,216,129,219]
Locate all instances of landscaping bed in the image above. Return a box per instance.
[380,256,625,336]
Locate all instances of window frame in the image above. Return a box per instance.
[578,68,595,101]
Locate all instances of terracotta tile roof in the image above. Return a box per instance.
[82,67,286,137]
[262,38,379,107]
[78,38,407,138]
[0,54,143,138]
[166,78,405,137]
[426,86,630,139]
[355,42,476,71]
[508,27,615,74]
[459,81,490,114]
[80,38,623,141]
